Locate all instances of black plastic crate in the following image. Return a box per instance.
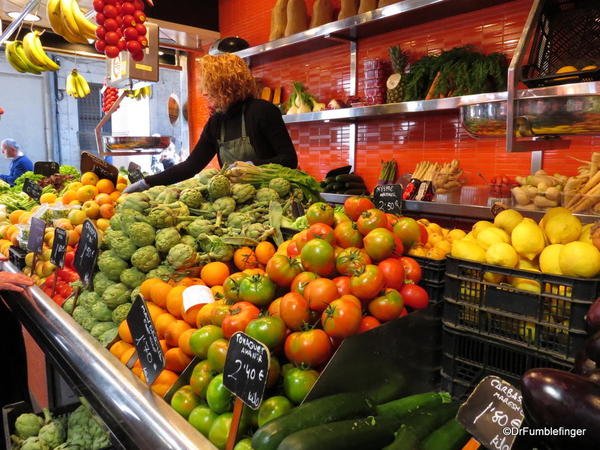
[440,326,573,401]
[443,256,598,361]
[411,256,446,285]
[421,280,445,305]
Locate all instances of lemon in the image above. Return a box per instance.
[555,65,578,81]
[484,272,504,283]
[494,209,523,234]
[463,232,475,241]
[518,258,539,271]
[477,227,510,250]
[543,210,581,244]
[472,221,494,238]
[512,218,545,260]
[539,207,572,229]
[447,229,466,241]
[486,242,519,268]
[451,240,486,263]
[539,244,564,275]
[511,278,541,294]
[559,241,600,278]
[579,223,593,244]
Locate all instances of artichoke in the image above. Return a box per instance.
[232,183,256,203]
[208,174,231,199]
[131,245,161,273]
[15,413,44,439]
[97,250,129,282]
[72,306,90,324]
[180,187,204,208]
[112,302,132,324]
[246,223,268,240]
[93,272,114,297]
[256,187,280,202]
[213,196,236,217]
[147,202,189,229]
[91,322,117,339]
[145,185,167,200]
[99,327,119,347]
[227,212,252,229]
[91,302,113,321]
[128,222,156,247]
[120,267,146,289]
[102,283,131,309]
[166,243,197,269]
[102,230,126,248]
[269,177,291,197]
[180,235,197,249]
[146,264,174,281]
[38,409,66,448]
[110,235,137,261]
[18,436,49,450]
[197,234,234,262]
[80,316,99,332]
[155,227,181,253]
[79,290,101,310]
[62,297,75,315]
[155,187,181,204]
[198,168,219,184]
[130,286,141,302]
[66,402,111,450]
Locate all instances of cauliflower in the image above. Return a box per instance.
[167,243,197,269]
[180,187,204,208]
[232,183,256,203]
[93,272,114,297]
[112,302,132,324]
[131,246,161,272]
[91,322,116,339]
[79,290,101,310]
[198,168,219,184]
[208,174,231,199]
[269,177,291,197]
[111,235,137,261]
[120,267,145,289]
[186,219,214,238]
[213,196,236,216]
[97,251,129,282]
[155,227,181,253]
[15,413,44,439]
[38,409,66,448]
[146,264,174,281]
[128,222,156,247]
[91,302,113,321]
[256,187,280,202]
[102,283,131,309]
[227,212,252,229]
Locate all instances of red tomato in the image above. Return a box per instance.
[400,257,422,284]
[280,292,311,330]
[290,272,319,296]
[321,299,362,338]
[393,218,421,249]
[268,297,282,317]
[337,294,362,310]
[266,255,303,287]
[306,202,335,226]
[363,228,396,262]
[335,247,371,276]
[357,316,381,333]
[399,307,409,318]
[378,258,405,290]
[64,251,75,270]
[303,278,339,312]
[53,294,66,306]
[368,288,404,322]
[221,302,260,338]
[385,214,399,230]
[287,241,300,257]
[349,264,385,301]
[357,209,387,236]
[344,196,375,222]
[332,276,352,296]
[306,223,336,245]
[417,223,428,245]
[284,329,333,367]
[334,221,364,249]
[300,239,336,277]
[400,283,429,310]
[393,234,405,257]
[57,267,79,282]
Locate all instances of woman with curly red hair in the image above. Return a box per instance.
[126,53,298,191]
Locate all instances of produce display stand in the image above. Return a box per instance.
[0,260,217,450]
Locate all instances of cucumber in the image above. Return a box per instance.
[251,392,374,450]
[277,415,401,450]
[336,174,363,183]
[382,403,459,450]
[376,391,452,418]
[421,418,470,450]
[331,182,344,192]
[323,183,335,192]
[325,176,337,184]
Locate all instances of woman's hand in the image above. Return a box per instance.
[0,272,34,292]
[123,179,150,193]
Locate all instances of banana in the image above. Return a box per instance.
[22,32,60,71]
[48,0,88,44]
[70,0,98,40]
[13,41,46,74]
[66,70,79,98]
[60,0,83,41]
[75,71,91,97]
[5,42,26,73]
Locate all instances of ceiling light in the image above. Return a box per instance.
[7,11,40,22]
[158,51,165,55]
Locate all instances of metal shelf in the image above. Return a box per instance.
[0,261,216,450]
[234,0,511,64]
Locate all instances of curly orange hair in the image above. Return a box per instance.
[197,53,257,111]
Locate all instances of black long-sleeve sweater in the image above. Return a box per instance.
[146,98,298,186]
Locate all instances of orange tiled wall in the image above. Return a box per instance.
[198,0,598,188]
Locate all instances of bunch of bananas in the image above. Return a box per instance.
[4,32,60,74]
[47,0,97,44]
[66,69,91,99]
[126,86,152,100]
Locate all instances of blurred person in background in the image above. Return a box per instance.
[0,139,34,186]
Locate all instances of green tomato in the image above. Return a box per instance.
[189,325,224,358]
[233,438,253,450]
[207,338,229,372]
[170,385,201,419]
[208,412,233,450]
[257,395,293,427]
[281,363,295,378]
[238,274,276,306]
[283,368,319,404]
[206,374,233,414]
[245,316,287,349]
[190,361,215,398]
[188,405,218,437]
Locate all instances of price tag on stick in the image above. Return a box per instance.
[80,151,119,185]
[74,219,98,287]
[373,184,403,215]
[457,376,525,450]
[127,295,166,385]
[27,217,45,255]
[23,179,42,202]
[128,161,145,183]
[34,161,59,176]
[9,245,27,270]
[50,228,68,268]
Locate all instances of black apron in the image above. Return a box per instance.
[217,106,258,165]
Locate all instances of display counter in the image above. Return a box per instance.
[0,261,216,450]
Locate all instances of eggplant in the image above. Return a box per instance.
[575,350,597,375]
[586,298,600,333]
[585,330,600,365]
[521,368,600,447]
[586,369,600,386]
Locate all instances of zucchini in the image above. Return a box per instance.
[323,183,335,192]
[363,382,406,405]
[382,403,459,450]
[345,181,366,188]
[336,174,363,183]
[344,189,369,195]
[421,418,470,450]
[376,391,451,418]
[325,176,337,184]
[277,415,401,450]
[331,182,344,192]
[251,392,374,450]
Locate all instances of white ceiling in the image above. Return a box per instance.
[1,0,94,29]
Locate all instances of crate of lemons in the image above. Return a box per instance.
[406,220,466,260]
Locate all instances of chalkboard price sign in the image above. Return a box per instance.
[373,184,403,215]
[51,227,68,268]
[127,161,144,183]
[80,151,118,185]
[9,245,27,270]
[223,332,270,410]
[74,219,98,286]
[27,217,45,254]
[457,376,524,450]
[23,179,42,202]
[34,161,59,177]
[127,295,166,386]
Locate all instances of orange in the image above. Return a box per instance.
[183,305,201,327]
[131,365,142,378]
[74,224,84,235]
[233,247,258,271]
[117,175,129,185]
[200,262,230,287]
[118,320,133,344]
[119,346,136,365]
[9,210,25,224]
[67,230,79,246]
[40,192,57,204]
[77,185,98,202]
[110,191,121,202]
[146,302,166,323]
[178,328,197,356]
[165,347,193,373]
[164,319,191,347]
[96,218,110,231]
[95,193,112,205]
[61,190,77,204]
[96,179,115,194]
[116,183,127,192]
[255,241,276,265]
[68,181,83,191]
[110,340,133,359]
[82,201,100,219]
[140,278,162,300]
[69,200,81,206]
[18,212,32,225]
[81,171,100,186]
[166,285,186,318]
[54,218,73,230]
[150,370,179,396]
[150,280,172,308]
[159,339,169,354]
[99,203,115,219]
[155,313,177,339]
